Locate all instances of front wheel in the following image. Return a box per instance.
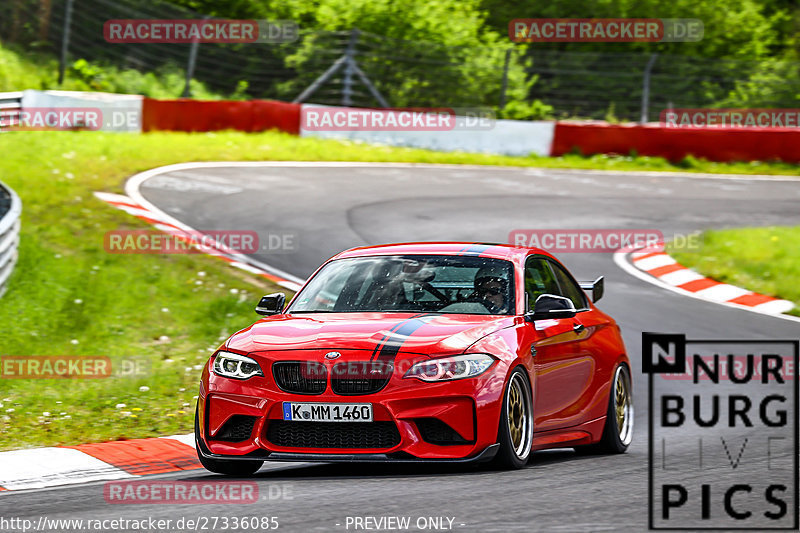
[577,363,633,455]
[493,367,534,469]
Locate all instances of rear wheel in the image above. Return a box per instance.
[195,407,264,476]
[576,363,633,454]
[493,368,533,469]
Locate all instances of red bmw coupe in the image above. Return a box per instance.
[195,242,633,473]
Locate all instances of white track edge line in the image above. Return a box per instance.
[124,164,305,286]
[123,160,800,181]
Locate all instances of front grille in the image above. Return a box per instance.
[266,421,401,449]
[414,418,470,445]
[214,415,258,442]
[330,361,392,395]
[273,361,327,394]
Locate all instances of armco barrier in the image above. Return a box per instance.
[0,180,21,299]
[21,90,143,132]
[551,121,800,163]
[44,92,800,164]
[0,92,23,123]
[298,104,556,157]
[142,99,300,135]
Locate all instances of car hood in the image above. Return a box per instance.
[226,312,516,355]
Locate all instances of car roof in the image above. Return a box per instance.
[333,242,553,264]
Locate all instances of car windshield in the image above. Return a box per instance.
[288,254,515,315]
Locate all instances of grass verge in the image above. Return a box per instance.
[668,227,800,317]
[0,43,219,98]
[0,129,798,451]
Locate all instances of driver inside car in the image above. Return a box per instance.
[470,265,510,314]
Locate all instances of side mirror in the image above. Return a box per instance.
[579,276,604,303]
[255,293,286,316]
[525,294,577,321]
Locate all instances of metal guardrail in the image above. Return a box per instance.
[0,91,22,105]
[0,91,23,132]
[0,179,21,298]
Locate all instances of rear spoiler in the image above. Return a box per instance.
[579,276,604,303]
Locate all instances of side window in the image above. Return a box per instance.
[549,261,588,310]
[524,256,561,311]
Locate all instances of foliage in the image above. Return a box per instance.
[5,0,800,117]
[0,43,220,98]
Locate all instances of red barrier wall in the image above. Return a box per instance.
[142,98,300,135]
[551,122,800,163]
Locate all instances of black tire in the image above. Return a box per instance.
[493,367,534,469]
[576,363,633,455]
[194,407,264,476]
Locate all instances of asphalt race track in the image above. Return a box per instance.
[6,164,800,532]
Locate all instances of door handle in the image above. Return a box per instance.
[573,323,585,334]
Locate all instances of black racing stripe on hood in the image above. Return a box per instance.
[367,316,416,360]
[371,314,440,364]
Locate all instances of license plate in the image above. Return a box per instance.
[282,402,373,422]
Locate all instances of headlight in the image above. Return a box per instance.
[212,351,263,380]
[404,353,495,382]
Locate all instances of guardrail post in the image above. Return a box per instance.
[0,180,22,299]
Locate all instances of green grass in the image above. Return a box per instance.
[2,39,800,174]
[0,43,219,98]
[668,227,800,317]
[549,153,800,176]
[1,129,800,452]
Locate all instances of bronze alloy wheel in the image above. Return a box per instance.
[613,365,634,446]
[506,372,533,460]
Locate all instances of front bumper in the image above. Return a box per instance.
[196,433,500,463]
[197,352,507,462]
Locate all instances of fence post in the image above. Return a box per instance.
[182,16,207,98]
[57,0,74,85]
[182,39,200,98]
[39,0,54,41]
[640,53,658,124]
[342,28,360,107]
[499,49,512,111]
[9,0,21,43]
